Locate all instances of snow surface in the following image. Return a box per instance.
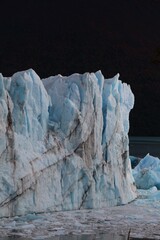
[0,69,136,217]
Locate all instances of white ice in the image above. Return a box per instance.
[133,153,160,190]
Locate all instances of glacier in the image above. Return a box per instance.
[0,69,136,217]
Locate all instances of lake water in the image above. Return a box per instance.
[129,136,160,158]
[0,234,152,240]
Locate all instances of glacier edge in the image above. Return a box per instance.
[0,69,136,217]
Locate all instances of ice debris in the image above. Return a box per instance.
[129,155,141,169]
[0,69,136,217]
[133,153,160,189]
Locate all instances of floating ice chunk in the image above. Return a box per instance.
[133,154,160,189]
[130,155,141,168]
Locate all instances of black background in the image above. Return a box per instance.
[0,0,160,136]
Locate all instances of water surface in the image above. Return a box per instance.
[0,234,154,240]
[129,136,160,158]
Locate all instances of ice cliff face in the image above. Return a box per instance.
[0,69,136,217]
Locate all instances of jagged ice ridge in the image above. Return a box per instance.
[0,69,137,217]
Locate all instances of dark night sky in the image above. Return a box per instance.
[0,0,160,136]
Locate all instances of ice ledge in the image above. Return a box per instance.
[0,69,136,217]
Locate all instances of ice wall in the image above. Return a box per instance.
[0,69,136,217]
